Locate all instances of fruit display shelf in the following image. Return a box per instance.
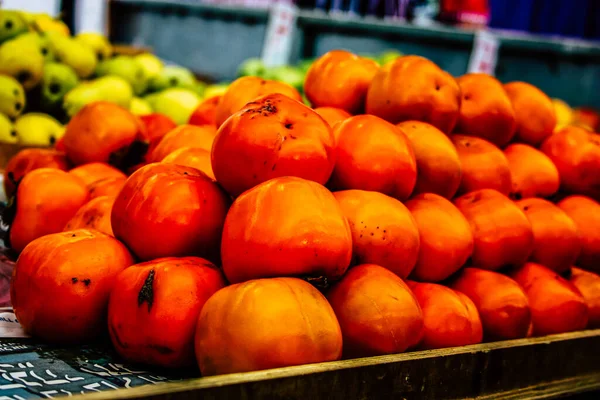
[1,330,600,399]
[108,0,600,108]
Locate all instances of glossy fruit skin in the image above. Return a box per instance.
[63,102,145,166]
[455,73,516,147]
[215,76,302,127]
[195,277,343,375]
[333,190,420,279]
[212,93,335,197]
[504,143,560,200]
[4,149,69,198]
[304,50,379,114]
[406,193,474,282]
[516,198,581,273]
[88,177,126,199]
[139,113,177,144]
[112,163,230,262]
[541,126,600,201]
[11,229,134,343]
[398,121,462,199]
[162,147,215,180]
[64,195,115,236]
[557,196,600,272]
[452,135,512,196]
[149,124,217,162]
[408,281,483,349]
[504,81,556,146]
[327,264,423,358]
[314,107,352,131]
[109,257,225,368]
[511,263,588,336]
[10,168,89,253]
[330,115,417,201]
[366,55,461,133]
[569,267,600,328]
[221,177,352,284]
[450,268,531,341]
[68,162,127,186]
[189,95,221,127]
[454,189,533,271]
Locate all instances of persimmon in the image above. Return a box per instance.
[10,168,89,253]
[195,277,342,375]
[450,268,531,341]
[11,229,134,343]
[189,95,222,127]
[504,144,560,200]
[64,195,115,236]
[406,193,473,282]
[333,190,420,279]
[541,126,600,201]
[330,115,416,201]
[516,198,581,273]
[68,162,126,186]
[452,135,512,196]
[215,76,302,126]
[398,121,461,198]
[304,50,379,114]
[511,263,588,336]
[408,281,483,349]
[557,196,600,272]
[62,102,146,166]
[112,163,230,262]
[212,93,335,197]
[454,189,533,270]
[138,113,177,144]
[149,124,217,163]
[162,147,215,180]
[327,264,423,357]
[569,267,600,328]
[221,177,352,284]
[3,148,69,198]
[572,107,600,131]
[314,107,351,131]
[504,81,556,145]
[455,73,516,147]
[109,257,225,368]
[88,177,126,199]
[366,55,461,133]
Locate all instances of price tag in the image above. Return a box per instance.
[467,30,500,75]
[0,308,28,338]
[261,2,298,67]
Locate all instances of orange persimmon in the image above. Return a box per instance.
[189,95,221,127]
[64,195,115,236]
[149,124,217,163]
[569,267,600,328]
[504,143,560,200]
[68,162,126,187]
[314,106,352,131]
[162,147,215,180]
[3,149,69,198]
[557,195,600,272]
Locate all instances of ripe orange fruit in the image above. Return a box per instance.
[327,264,423,357]
[64,195,115,236]
[215,76,301,126]
[195,277,342,375]
[189,95,221,127]
[212,93,335,197]
[398,120,461,198]
[557,195,600,272]
[504,143,560,200]
[454,189,533,271]
[334,190,420,279]
[330,115,416,201]
[68,162,126,186]
[366,55,461,133]
[221,177,352,284]
[455,73,516,147]
[149,124,217,162]
[11,229,134,343]
[569,267,600,328]
[406,193,473,282]
[3,149,69,198]
[304,50,379,114]
[452,134,512,196]
[504,81,556,146]
[162,147,215,180]
[109,257,226,367]
[314,106,351,130]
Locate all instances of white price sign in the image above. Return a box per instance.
[261,2,298,67]
[0,308,28,338]
[467,30,500,76]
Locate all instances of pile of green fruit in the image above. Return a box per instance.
[0,9,230,148]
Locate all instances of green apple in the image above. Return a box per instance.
[75,32,113,62]
[38,62,79,114]
[0,11,29,44]
[148,65,197,92]
[135,53,163,81]
[264,65,304,91]
[144,88,200,125]
[48,32,97,79]
[0,36,44,90]
[379,50,403,66]
[14,113,65,147]
[63,75,133,117]
[0,113,17,144]
[0,75,26,119]
[237,58,267,78]
[95,55,148,95]
[130,97,153,115]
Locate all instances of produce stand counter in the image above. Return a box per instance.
[1,330,600,399]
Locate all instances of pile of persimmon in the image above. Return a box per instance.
[6,50,600,379]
